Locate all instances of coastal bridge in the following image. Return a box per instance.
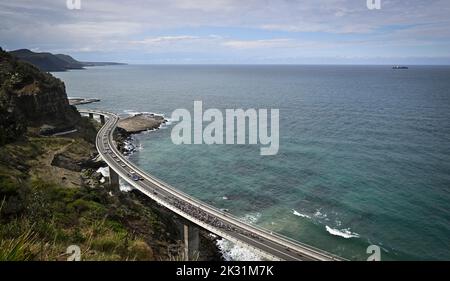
[80,109,344,261]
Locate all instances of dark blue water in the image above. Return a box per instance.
[54,65,450,260]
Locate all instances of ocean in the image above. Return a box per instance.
[54,65,450,260]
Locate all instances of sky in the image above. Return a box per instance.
[1,0,450,64]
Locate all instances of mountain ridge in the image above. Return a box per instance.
[9,49,126,72]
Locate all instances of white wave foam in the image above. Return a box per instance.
[242,213,261,224]
[292,209,311,219]
[214,212,265,261]
[96,166,110,177]
[119,178,134,192]
[140,128,158,135]
[163,117,173,126]
[122,109,165,119]
[216,239,262,261]
[135,143,144,151]
[123,142,136,151]
[123,109,151,116]
[314,209,329,220]
[325,226,359,239]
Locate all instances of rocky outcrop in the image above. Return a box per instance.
[0,47,81,145]
[118,113,167,134]
[68,97,101,106]
[51,152,106,172]
[13,80,79,127]
[51,153,83,172]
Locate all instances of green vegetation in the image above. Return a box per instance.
[0,46,203,261]
[7,49,125,72]
[0,171,158,260]
[0,133,182,261]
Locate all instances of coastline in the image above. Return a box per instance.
[114,111,268,261]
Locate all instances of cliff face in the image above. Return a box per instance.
[0,48,80,145]
[11,77,79,126]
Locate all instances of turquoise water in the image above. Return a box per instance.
[54,65,450,260]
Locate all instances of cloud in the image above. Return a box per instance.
[131,35,201,45]
[223,38,307,49]
[0,0,449,63]
[172,0,238,12]
[58,21,143,38]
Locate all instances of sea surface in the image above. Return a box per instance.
[54,65,450,260]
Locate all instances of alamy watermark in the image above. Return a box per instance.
[367,0,381,10]
[66,245,81,261]
[170,101,279,156]
[367,245,381,261]
[66,0,81,10]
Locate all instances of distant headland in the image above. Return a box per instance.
[8,49,126,72]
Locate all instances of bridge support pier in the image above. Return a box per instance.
[100,115,106,125]
[182,224,199,261]
[183,225,189,261]
[109,166,119,189]
[88,113,94,119]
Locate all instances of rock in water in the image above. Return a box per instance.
[118,113,166,134]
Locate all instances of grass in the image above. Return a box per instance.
[0,201,37,261]
[0,227,38,261]
[165,250,200,261]
[0,134,174,261]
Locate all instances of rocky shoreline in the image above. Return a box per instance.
[115,112,167,155]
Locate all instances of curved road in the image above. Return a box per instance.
[81,109,345,261]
